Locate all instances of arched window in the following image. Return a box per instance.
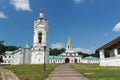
[38,32,42,43]
[68,46,69,48]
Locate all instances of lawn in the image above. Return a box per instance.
[71,64,120,80]
[4,64,60,80]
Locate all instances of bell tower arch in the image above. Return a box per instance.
[38,32,42,43]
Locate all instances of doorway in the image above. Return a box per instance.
[74,59,77,63]
[65,58,70,63]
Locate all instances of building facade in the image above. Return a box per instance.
[49,36,82,63]
[98,36,120,66]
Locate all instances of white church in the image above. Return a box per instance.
[1,10,49,64]
[0,10,99,65]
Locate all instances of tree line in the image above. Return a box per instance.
[0,41,18,55]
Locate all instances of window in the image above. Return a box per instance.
[38,32,42,43]
[118,49,120,54]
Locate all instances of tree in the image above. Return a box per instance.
[49,48,65,56]
[0,40,5,54]
[0,40,18,55]
[78,52,91,58]
[5,46,18,51]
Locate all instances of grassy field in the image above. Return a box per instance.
[4,64,60,80]
[71,64,120,80]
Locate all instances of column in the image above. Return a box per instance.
[114,49,118,57]
[100,49,105,59]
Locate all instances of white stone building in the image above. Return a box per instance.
[1,10,49,65]
[99,36,120,66]
[49,36,82,63]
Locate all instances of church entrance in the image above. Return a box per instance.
[74,59,77,63]
[65,58,70,63]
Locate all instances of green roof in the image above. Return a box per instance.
[5,51,13,55]
[83,56,99,60]
[49,56,63,59]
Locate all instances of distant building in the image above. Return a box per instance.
[98,36,120,66]
[49,36,82,63]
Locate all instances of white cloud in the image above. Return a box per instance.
[74,47,94,53]
[51,43,64,49]
[0,12,8,19]
[73,0,84,4]
[113,22,120,32]
[10,0,32,11]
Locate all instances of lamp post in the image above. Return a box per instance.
[44,46,46,71]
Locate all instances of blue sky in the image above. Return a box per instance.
[0,0,120,53]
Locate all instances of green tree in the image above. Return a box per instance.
[78,52,90,58]
[0,40,5,54]
[5,46,18,51]
[49,48,65,56]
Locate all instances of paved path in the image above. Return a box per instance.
[46,64,90,80]
[0,67,19,80]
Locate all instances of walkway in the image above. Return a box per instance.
[0,67,19,80]
[46,64,90,80]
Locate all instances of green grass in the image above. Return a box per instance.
[4,64,60,80]
[71,64,120,80]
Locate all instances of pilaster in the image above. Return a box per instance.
[114,49,118,57]
[100,49,105,59]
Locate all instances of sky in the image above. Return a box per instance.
[0,0,120,53]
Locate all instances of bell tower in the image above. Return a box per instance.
[31,9,49,64]
[33,9,49,49]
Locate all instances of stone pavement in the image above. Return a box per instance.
[0,67,19,80]
[46,64,90,80]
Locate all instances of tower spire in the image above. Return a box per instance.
[39,8,44,19]
[66,36,73,50]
